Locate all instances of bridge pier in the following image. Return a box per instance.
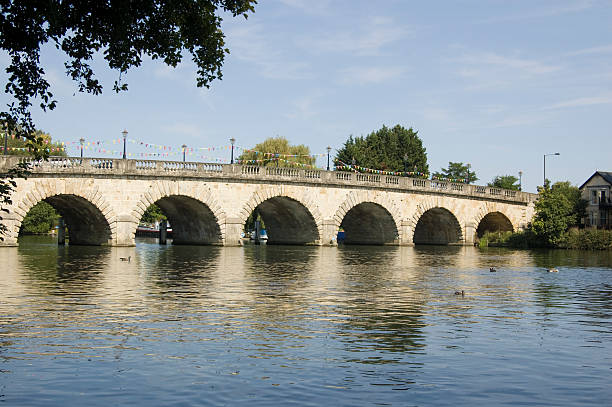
[224,217,244,246]
[399,220,414,246]
[321,219,338,246]
[464,222,476,246]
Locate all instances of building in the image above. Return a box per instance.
[580,171,612,228]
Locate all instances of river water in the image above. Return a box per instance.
[1,236,611,406]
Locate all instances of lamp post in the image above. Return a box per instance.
[466,163,471,184]
[182,144,187,162]
[518,170,523,191]
[230,137,236,164]
[403,153,409,175]
[543,152,560,186]
[121,129,128,159]
[79,138,84,161]
[326,146,332,171]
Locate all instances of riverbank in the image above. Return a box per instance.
[479,229,612,250]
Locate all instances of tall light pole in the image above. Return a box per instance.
[122,129,128,159]
[182,144,187,162]
[518,170,523,191]
[403,153,409,175]
[3,125,8,155]
[543,152,560,186]
[79,138,84,161]
[326,146,332,171]
[230,137,236,164]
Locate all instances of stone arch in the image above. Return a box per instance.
[130,181,227,245]
[409,200,463,245]
[333,191,401,245]
[472,204,515,238]
[238,186,322,245]
[11,180,117,245]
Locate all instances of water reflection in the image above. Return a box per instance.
[1,236,611,406]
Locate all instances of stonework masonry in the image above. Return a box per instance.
[0,156,537,247]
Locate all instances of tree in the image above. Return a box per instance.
[433,162,478,183]
[238,137,315,167]
[0,1,256,158]
[1,1,255,238]
[335,125,428,174]
[140,204,167,225]
[1,127,66,157]
[488,175,520,190]
[531,181,587,246]
[20,201,59,234]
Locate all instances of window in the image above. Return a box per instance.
[602,190,607,203]
[592,190,598,204]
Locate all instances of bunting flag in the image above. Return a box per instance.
[334,158,432,179]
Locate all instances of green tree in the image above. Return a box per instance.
[0,1,256,157]
[20,201,59,234]
[140,204,167,225]
[238,137,315,167]
[531,181,587,246]
[335,125,428,174]
[433,162,478,183]
[488,175,520,190]
[1,1,255,237]
[1,128,67,157]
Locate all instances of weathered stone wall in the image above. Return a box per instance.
[0,157,536,247]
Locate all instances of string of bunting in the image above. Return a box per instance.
[334,158,428,178]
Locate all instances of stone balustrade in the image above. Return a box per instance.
[0,155,536,204]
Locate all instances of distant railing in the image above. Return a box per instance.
[1,156,535,204]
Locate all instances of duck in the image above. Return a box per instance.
[120,256,131,263]
[547,267,558,273]
[490,267,497,272]
[454,290,465,296]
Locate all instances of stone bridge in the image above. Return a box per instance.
[0,156,537,247]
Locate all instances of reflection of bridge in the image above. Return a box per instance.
[0,156,536,247]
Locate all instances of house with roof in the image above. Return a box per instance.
[579,171,612,228]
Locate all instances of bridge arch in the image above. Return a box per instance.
[239,186,322,245]
[333,191,401,245]
[12,180,116,245]
[131,181,226,245]
[472,205,515,238]
[410,201,463,245]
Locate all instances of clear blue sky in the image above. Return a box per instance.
[2,0,611,192]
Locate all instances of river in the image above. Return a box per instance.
[1,236,611,406]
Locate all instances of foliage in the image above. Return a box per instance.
[1,127,66,157]
[0,0,256,157]
[238,137,315,167]
[0,161,30,240]
[244,212,265,232]
[559,228,612,250]
[20,201,59,234]
[488,175,520,190]
[335,125,428,174]
[531,181,586,247]
[140,204,167,225]
[433,162,478,183]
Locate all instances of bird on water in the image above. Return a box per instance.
[547,268,558,273]
[490,267,497,272]
[454,290,464,296]
[120,256,131,263]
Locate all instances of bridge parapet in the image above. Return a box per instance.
[0,156,536,204]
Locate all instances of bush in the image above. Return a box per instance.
[559,229,612,250]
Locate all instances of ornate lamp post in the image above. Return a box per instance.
[122,129,128,159]
[230,137,236,164]
[326,146,332,171]
[403,153,409,175]
[2,124,7,155]
[543,153,560,186]
[518,170,523,191]
[79,138,84,161]
[182,144,187,162]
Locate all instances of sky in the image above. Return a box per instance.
[1,0,612,193]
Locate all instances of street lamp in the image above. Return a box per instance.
[182,144,187,162]
[543,152,560,186]
[403,153,409,174]
[518,170,523,191]
[79,138,84,161]
[121,129,128,159]
[466,163,471,184]
[230,137,236,164]
[2,124,7,155]
[326,146,332,171]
